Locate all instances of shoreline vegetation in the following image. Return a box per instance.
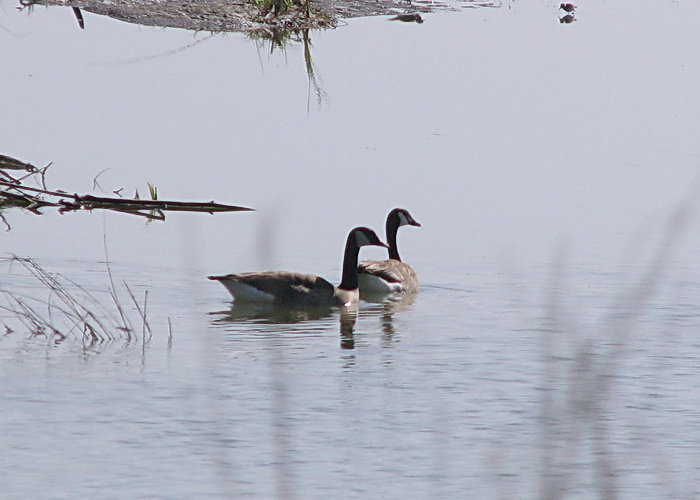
[22,0,397,33]
[0,255,161,347]
[15,0,497,100]
[18,0,501,35]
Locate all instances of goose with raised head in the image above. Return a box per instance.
[208,227,387,307]
[358,208,421,294]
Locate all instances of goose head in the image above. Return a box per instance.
[352,226,389,249]
[391,208,421,229]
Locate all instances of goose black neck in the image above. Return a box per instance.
[338,231,362,290]
[386,214,401,261]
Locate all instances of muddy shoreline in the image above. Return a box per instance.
[30,0,443,33]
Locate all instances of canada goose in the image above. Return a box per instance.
[358,208,421,294]
[559,3,577,13]
[208,227,387,307]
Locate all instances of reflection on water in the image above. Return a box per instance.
[339,306,358,349]
[208,292,416,349]
[558,2,577,23]
[71,6,84,29]
[360,291,417,344]
[17,1,330,108]
[92,34,217,66]
[0,256,154,345]
[18,1,329,106]
[342,293,417,348]
[249,28,327,107]
[209,302,334,324]
[388,13,424,23]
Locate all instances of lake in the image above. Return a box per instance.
[2,1,700,498]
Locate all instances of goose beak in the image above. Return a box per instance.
[376,240,389,248]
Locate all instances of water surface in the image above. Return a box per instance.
[2,1,700,498]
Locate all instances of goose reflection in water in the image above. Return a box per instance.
[339,307,358,350]
[340,293,417,349]
[209,292,415,349]
[209,302,334,325]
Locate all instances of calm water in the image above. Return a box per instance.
[3,1,700,498]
